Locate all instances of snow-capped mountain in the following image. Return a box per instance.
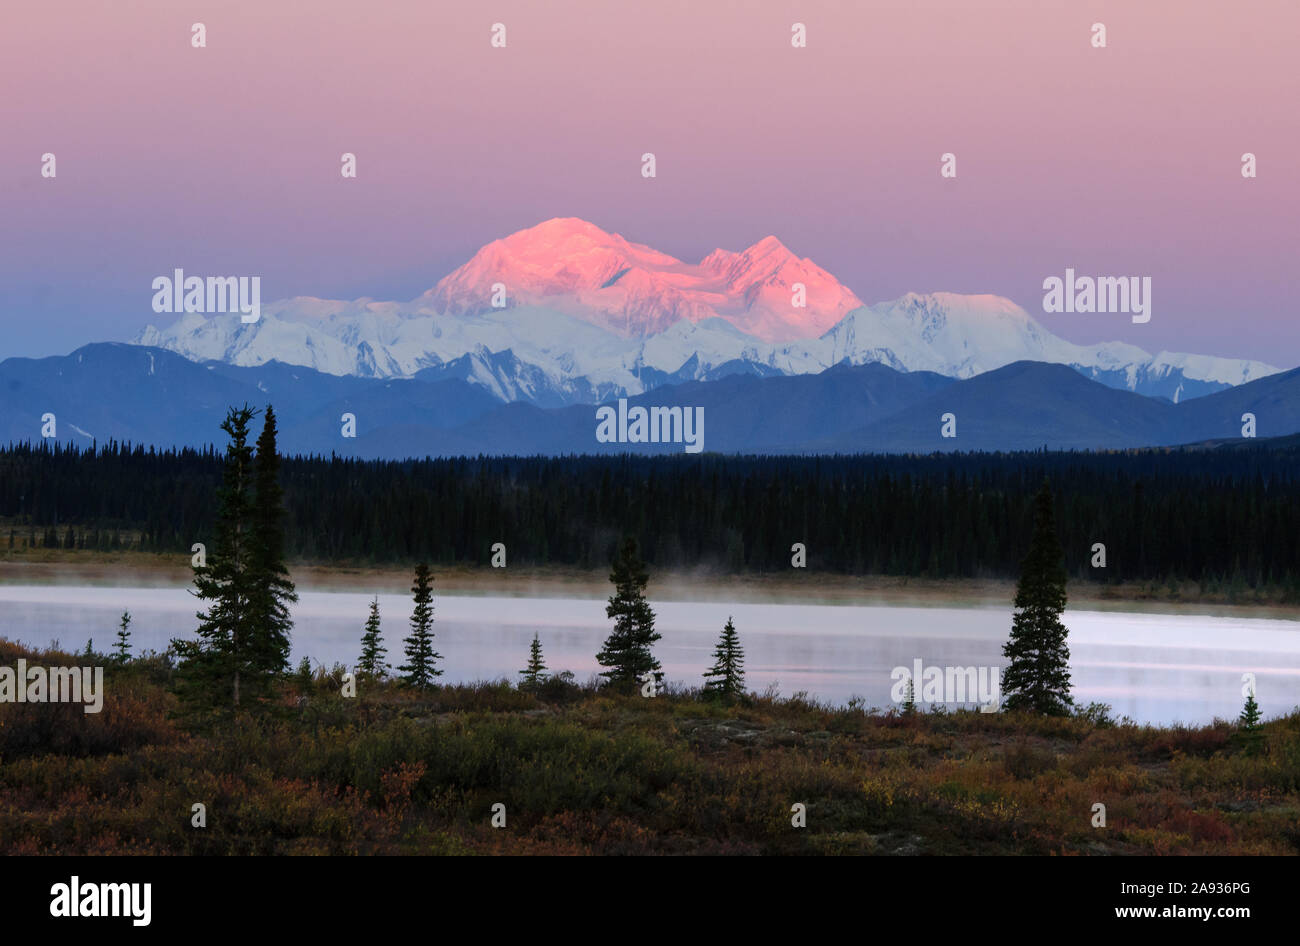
[788,293,1274,399]
[811,293,1149,378]
[135,303,780,406]
[424,217,863,341]
[133,219,1281,405]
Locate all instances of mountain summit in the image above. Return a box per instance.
[424,217,862,342]
[132,219,1282,404]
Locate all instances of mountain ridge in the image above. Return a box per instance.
[5,343,1297,460]
[132,218,1281,406]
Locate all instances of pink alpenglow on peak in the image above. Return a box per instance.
[425,218,863,342]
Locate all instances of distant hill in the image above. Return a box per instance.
[2,344,1297,458]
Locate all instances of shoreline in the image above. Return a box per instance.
[2,552,1297,618]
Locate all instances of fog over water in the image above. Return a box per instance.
[2,584,1297,725]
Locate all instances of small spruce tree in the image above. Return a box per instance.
[902,677,916,716]
[519,633,547,689]
[295,655,314,693]
[357,597,388,679]
[1236,690,1265,757]
[113,611,132,664]
[596,537,661,689]
[1001,480,1074,715]
[399,563,442,689]
[703,616,745,702]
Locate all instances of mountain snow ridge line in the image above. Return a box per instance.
[133,218,1282,405]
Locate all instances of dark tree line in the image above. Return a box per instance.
[3,440,1299,593]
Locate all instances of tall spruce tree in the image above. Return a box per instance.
[596,536,661,688]
[358,597,388,679]
[113,611,132,664]
[1001,480,1074,715]
[174,405,259,714]
[703,616,745,701]
[519,633,547,689]
[399,563,442,689]
[245,404,296,688]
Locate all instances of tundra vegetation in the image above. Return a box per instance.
[2,635,1299,855]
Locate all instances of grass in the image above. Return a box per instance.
[2,637,1298,855]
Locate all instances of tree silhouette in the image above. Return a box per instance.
[597,537,661,689]
[174,405,259,715]
[1001,480,1073,715]
[901,677,916,716]
[1236,690,1265,756]
[113,611,132,664]
[519,633,547,689]
[245,404,296,687]
[357,597,388,679]
[399,563,442,689]
[703,616,745,701]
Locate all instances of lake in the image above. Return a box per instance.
[1,583,1297,725]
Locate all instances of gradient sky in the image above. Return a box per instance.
[3,0,1297,365]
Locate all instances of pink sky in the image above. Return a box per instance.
[2,0,1297,365]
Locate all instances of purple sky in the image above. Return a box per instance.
[3,0,1297,366]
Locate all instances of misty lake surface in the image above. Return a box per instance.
[2,584,1298,725]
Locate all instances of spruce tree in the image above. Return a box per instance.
[703,616,745,701]
[596,536,661,688]
[1001,480,1074,715]
[399,563,442,689]
[295,655,314,693]
[174,405,259,714]
[357,596,388,679]
[1236,690,1265,756]
[519,633,547,689]
[113,611,132,664]
[245,404,296,689]
[902,677,916,716]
